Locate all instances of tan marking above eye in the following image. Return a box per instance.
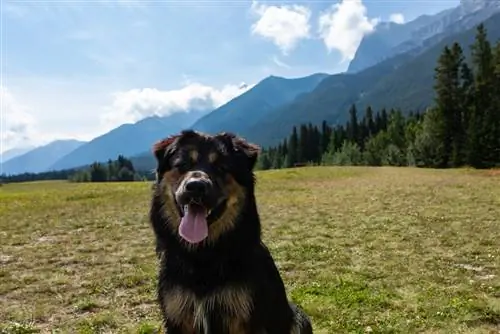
[208,152,218,163]
[189,150,199,162]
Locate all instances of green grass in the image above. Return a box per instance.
[1,167,499,333]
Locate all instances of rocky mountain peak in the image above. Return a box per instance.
[460,0,500,13]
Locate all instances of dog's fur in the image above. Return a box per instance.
[148,130,313,334]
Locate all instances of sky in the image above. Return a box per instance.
[0,0,459,153]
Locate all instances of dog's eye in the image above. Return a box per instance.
[173,159,190,172]
[212,164,229,174]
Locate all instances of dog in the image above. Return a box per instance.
[148,130,313,334]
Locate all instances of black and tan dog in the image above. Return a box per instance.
[148,130,313,334]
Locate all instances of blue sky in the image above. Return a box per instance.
[1,0,459,153]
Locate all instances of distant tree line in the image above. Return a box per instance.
[69,155,153,182]
[1,155,155,184]
[0,169,77,184]
[256,23,500,170]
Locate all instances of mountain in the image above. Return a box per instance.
[129,150,157,172]
[347,13,444,74]
[242,12,500,148]
[49,109,210,171]
[0,140,86,175]
[190,73,329,135]
[1,146,36,163]
[348,0,500,73]
[124,73,329,173]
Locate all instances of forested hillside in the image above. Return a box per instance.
[244,13,500,148]
[257,24,500,170]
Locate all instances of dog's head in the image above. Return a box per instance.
[152,130,260,245]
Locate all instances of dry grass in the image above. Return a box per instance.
[1,167,499,333]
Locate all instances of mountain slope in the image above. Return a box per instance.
[0,140,86,175]
[50,110,210,171]
[348,13,443,73]
[1,146,36,163]
[124,73,329,172]
[190,73,329,135]
[246,13,500,147]
[348,0,500,73]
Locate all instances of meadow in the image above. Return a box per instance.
[1,167,499,334]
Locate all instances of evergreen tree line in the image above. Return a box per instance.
[0,169,78,184]
[69,155,152,182]
[255,107,423,169]
[1,155,157,184]
[256,24,500,170]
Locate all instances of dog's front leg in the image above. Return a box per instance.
[159,294,199,333]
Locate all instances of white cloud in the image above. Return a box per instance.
[318,0,379,62]
[1,78,254,153]
[250,1,311,55]
[272,55,292,69]
[100,82,253,129]
[0,87,39,153]
[6,76,118,142]
[0,85,97,153]
[389,13,405,24]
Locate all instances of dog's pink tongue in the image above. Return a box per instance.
[179,205,208,244]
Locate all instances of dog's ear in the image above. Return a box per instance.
[218,132,260,170]
[152,134,180,164]
[234,137,260,170]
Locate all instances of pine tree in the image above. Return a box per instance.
[413,107,446,168]
[374,111,382,134]
[327,128,339,154]
[298,124,308,163]
[364,131,389,166]
[347,104,359,144]
[432,43,465,168]
[282,138,288,158]
[257,151,272,170]
[306,123,315,162]
[450,43,467,167]
[107,159,117,181]
[404,115,421,166]
[433,45,453,167]
[327,125,346,155]
[468,23,495,168]
[492,41,500,165]
[380,108,388,131]
[386,110,407,165]
[311,125,321,163]
[271,153,283,169]
[358,116,368,151]
[320,121,330,156]
[276,142,283,158]
[288,126,299,166]
[90,162,108,182]
[460,61,474,151]
[365,106,376,137]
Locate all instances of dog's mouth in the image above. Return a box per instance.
[176,197,227,244]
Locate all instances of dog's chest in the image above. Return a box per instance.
[164,285,253,333]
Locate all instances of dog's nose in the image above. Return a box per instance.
[185,179,209,197]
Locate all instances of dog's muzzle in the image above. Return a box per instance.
[173,172,230,244]
[176,172,214,207]
[183,178,210,202]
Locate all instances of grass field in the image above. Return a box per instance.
[1,166,499,334]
